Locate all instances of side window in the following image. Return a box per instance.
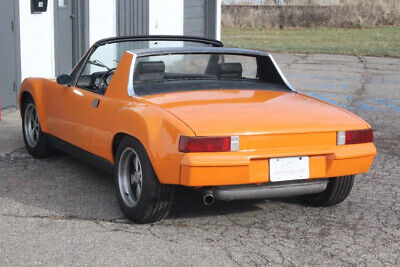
[76,44,119,94]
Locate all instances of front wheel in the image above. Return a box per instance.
[302,175,355,207]
[114,136,175,223]
[22,96,55,158]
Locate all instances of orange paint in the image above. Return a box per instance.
[19,51,376,187]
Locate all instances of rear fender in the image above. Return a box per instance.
[110,102,195,184]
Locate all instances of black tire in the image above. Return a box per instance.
[114,136,175,223]
[302,175,355,207]
[22,96,55,158]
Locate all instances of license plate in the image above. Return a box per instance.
[269,156,310,182]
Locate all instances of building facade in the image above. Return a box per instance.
[0,0,221,110]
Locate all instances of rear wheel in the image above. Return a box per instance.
[114,136,175,223]
[22,96,55,158]
[302,175,355,207]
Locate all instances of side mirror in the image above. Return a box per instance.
[56,74,73,86]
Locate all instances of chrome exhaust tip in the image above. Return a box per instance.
[202,190,215,205]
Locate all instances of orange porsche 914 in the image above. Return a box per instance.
[18,36,376,223]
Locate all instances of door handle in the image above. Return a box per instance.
[92,99,100,108]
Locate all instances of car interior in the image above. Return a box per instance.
[75,60,245,95]
[132,61,244,83]
[76,69,115,95]
[134,61,166,82]
[71,36,223,95]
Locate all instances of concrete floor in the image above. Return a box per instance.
[0,108,22,156]
[0,53,399,265]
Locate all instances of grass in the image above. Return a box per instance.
[221,26,400,57]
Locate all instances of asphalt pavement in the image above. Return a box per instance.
[0,53,399,265]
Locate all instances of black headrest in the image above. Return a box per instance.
[216,63,242,79]
[134,61,165,81]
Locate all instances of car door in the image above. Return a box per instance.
[47,47,115,150]
[65,44,119,154]
[45,81,96,150]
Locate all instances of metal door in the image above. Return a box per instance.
[184,0,206,37]
[54,0,73,75]
[117,0,149,36]
[0,0,17,108]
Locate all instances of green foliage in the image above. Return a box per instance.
[222,26,400,57]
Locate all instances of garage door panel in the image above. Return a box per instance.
[185,20,205,29]
[185,7,204,15]
[0,0,17,108]
[185,2,204,8]
[184,0,205,37]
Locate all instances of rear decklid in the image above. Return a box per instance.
[139,89,369,136]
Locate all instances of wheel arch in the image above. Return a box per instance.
[20,91,33,114]
[109,104,195,185]
[111,132,161,184]
[112,132,135,159]
[18,78,50,132]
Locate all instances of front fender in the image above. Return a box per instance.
[19,78,53,132]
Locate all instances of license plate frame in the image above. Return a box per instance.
[269,156,310,182]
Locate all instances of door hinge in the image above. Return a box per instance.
[13,82,17,92]
[11,21,14,31]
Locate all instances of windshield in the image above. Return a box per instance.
[75,40,217,94]
[80,41,213,74]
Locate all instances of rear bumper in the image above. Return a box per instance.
[179,143,376,186]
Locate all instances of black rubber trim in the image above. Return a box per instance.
[93,35,224,48]
[46,134,114,174]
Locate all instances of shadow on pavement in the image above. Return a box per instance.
[1,151,266,222]
[168,187,265,220]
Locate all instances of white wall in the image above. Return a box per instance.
[17,0,218,80]
[149,0,184,35]
[19,0,55,79]
[89,0,117,45]
[18,0,117,80]
[216,0,222,40]
[88,0,117,73]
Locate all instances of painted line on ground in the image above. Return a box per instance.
[371,99,400,112]
[345,96,377,111]
[309,93,346,108]
[386,99,400,103]
[303,91,400,113]
[286,73,400,85]
[306,92,400,104]
[301,83,349,90]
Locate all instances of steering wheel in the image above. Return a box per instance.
[101,68,116,86]
[92,68,115,94]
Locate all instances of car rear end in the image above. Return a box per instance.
[178,128,375,203]
[179,129,375,184]
[129,47,376,204]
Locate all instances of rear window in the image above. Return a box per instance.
[133,53,258,83]
[130,52,291,96]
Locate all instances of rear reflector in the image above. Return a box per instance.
[179,136,238,153]
[337,129,373,145]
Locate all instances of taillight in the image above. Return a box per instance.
[179,136,239,153]
[337,129,373,145]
